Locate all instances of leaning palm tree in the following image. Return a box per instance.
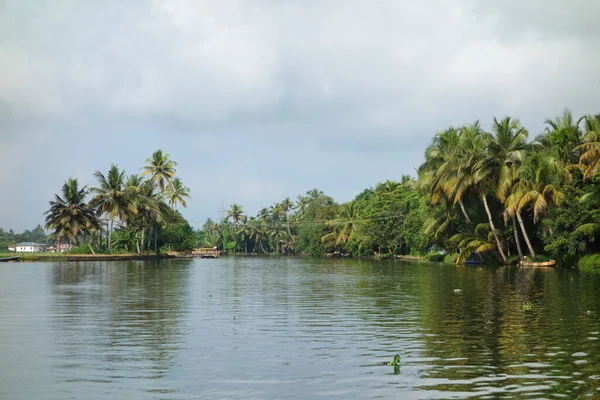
[90,164,137,253]
[471,117,530,264]
[141,149,178,193]
[45,178,101,252]
[166,177,191,209]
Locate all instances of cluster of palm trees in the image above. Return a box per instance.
[44,150,191,253]
[203,197,298,255]
[419,110,600,263]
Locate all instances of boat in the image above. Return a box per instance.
[519,259,556,267]
[0,256,20,262]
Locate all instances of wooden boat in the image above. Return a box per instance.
[519,259,556,267]
[0,256,20,262]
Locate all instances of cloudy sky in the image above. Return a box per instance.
[1,0,598,231]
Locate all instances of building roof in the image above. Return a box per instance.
[15,242,44,246]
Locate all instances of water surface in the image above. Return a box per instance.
[1,258,600,399]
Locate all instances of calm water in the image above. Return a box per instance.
[1,258,600,399]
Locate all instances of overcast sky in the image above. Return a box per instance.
[1,0,599,231]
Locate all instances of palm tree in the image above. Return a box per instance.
[166,177,191,208]
[141,149,178,193]
[226,203,244,225]
[538,109,583,164]
[45,178,101,251]
[576,114,600,179]
[269,222,287,254]
[321,202,358,250]
[419,127,472,224]
[90,164,137,253]
[471,117,530,263]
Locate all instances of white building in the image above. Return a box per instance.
[15,242,45,253]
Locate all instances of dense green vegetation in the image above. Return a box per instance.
[0,225,47,251]
[198,110,600,265]
[4,110,599,267]
[42,149,195,254]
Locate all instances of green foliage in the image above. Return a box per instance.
[426,253,445,262]
[68,244,93,254]
[444,253,459,265]
[578,254,600,272]
[0,225,48,250]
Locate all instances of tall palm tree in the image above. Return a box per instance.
[576,114,600,179]
[45,178,101,251]
[471,117,530,263]
[166,177,191,208]
[419,127,472,224]
[141,149,178,193]
[538,109,583,164]
[226,203,244,225]
[321,202,358,249]
[90,164,137,253]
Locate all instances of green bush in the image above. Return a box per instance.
[68,244,93,254]
[578,254,600,272]
[444,253,459,265]
[426,253,445,262]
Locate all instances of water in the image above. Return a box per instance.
[1,258,600,399]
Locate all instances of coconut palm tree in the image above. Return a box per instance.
[141,149,178,193]
[90,164,137,253]
[226,203,244,225]
[576,114,600,179]
[419,127,472,224]
[321,202,358,250]
[471,117,530,264]
[166,177,191,209]
[45,178,101,251]
[537,109,583,164]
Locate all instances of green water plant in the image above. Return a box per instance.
[389,354,401,374]
[522,302,533,311]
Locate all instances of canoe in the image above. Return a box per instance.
[0,256,20,262]
[520,259,556,267]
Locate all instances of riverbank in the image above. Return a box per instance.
[0,253,176,262]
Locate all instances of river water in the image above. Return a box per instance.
[1,258,600,399]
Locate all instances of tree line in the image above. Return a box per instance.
[200,110,599,265]
[43,149,194,254]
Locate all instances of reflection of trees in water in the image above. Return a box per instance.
[413,265,600,396]
[50,260,192,381]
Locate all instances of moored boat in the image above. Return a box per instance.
[0,256,20,262]
[519,259,556,267]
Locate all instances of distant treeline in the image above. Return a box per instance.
[0,225,48,250]
[200,109,600,266]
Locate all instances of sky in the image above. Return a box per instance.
[1,0,599,231]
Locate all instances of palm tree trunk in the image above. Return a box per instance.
[245,238,248,254]
[481,194,507,264]
[136,240,141,254]
[260,242,268,255]
[109,218,114,254]
[141,228,145,253]
[458,200,472,224]
[154,224,158,253]
[516,211,536,260]
[512,219,523,259]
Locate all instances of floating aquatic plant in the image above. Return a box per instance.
[389,354,401,374]
[522,302,533,311]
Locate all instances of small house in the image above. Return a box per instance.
[15,242,45,253]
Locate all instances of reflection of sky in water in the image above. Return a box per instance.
[1,259,600,399]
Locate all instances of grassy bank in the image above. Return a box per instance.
[0,252,176,262]
[578,254,600,272]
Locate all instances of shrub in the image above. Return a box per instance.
[578,254,600,272]
[444,253,459,265]
[426,253,445,262]
[68,244,93,254]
